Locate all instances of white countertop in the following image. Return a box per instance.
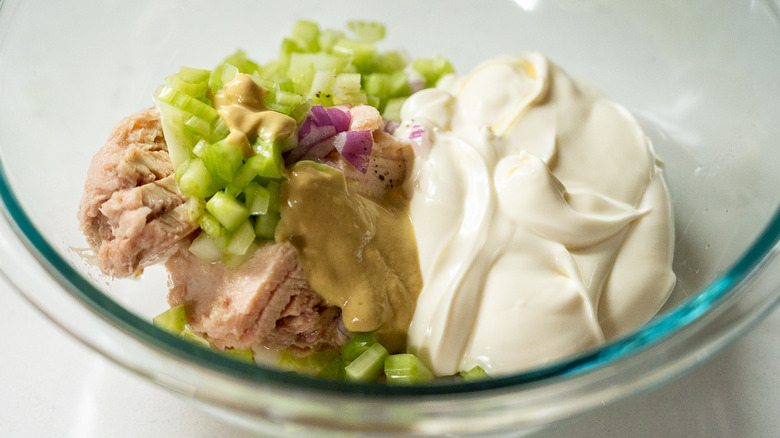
[3,282,780,438]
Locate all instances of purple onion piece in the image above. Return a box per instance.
[384,120,400,135]
[335,130,373,174]
[409,123,431,158]
[301,136,338,161]
[322,159,341,170]
[326,106,352,133]
[287,123,338,164]
[307,104,333,127]
[297,114,315,140]
[409,79,425,93]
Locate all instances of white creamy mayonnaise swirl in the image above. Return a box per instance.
[398,53,676,376]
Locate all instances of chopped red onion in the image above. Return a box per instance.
[300,135,338,161]
[337,317,349,337]
[409,123,431,158]
[307,104,333,127]
[286,123,337,164]
[333,130,373,173]
[323,159,341,170]
[409,79,425,93]
[384,120,400,135]
[287,104,353,165]
[300,123,338,149]
[326,106,351,133]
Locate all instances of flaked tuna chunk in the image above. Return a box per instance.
[339,130,410,198]
[166,241,347,355]
[79,103,409,355]
[347,104,384,132]
[338,105,411,199]
[78,107,197,277]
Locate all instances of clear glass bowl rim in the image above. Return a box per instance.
[2,144,780,397]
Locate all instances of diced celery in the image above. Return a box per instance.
[288,63,315,95]
[185,196,205,222]
[259,60,287,81]
[371,50,409,74]
[291,20,320,52]
[177,158,219,198]
[223,50,260,74]
[156,85,220,123]
[307,349,340,371]
[208,51,259,94]
[199,213,224,239]
[276,79,295,93]
[363,73,389,100]
[340,332,378,363]
[265,181,282,213]
[309,69,335,105]
[244,183,271,215]
[202,140,244,185]
[254,211,280,240]
[317,357,346,380]
[347,21,386,44]
[289,100,313,124]
[278,350,309,371]
[223,241,258,269]
[220,348,255,363]
[209,62,239,95]
[366,94,381,109]
[208,68,225,95]
[333,72,362,94]
[250,76,274,98]
[274,89,305,108]
[460,365,490,381]
[225,157,263,198]
[382,97,406,122]
[206,191,251,231]
[220,63,240,88]
[387,71,411,97]
[184,115,211,137]
[332,73,367,105]
[192,139,208,158]
[265,102,294,115]
[332,39,376,71]
[413,55,455,88]
[211,117,230,139]
[384,354,434,385]
[225,220,256,256]
[174,158,190,181]
[166,74,209,98]
[178,66,211,83]
[289,53,351,75]
[190,121,227,145]
[153,97,196,169]
[252,139,284,179]
[279,37,305,67]
[188,232,223,262]
[334,92,368,106]
[152,304,187,335]
[181,329,212,348]
[318,29,346,52]
[344,343,388,382]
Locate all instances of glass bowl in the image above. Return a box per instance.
[1,0,780,435]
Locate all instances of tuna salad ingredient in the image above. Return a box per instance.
[78,20,445,367]
[398,53,676,376]
[78,107,198,277]
[78,20,676,382]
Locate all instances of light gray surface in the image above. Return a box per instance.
[2,281,780,438]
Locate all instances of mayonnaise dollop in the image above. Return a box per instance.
[398,53,676,376]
